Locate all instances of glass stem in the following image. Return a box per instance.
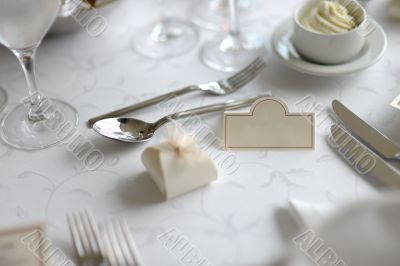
[13,47,48,122]
[151,0,170,42]
[158,0,167,21]
[228,0,240,38]
[225,0,242,50]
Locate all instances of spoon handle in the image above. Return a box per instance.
[155,93,271,128]
[87,86,196,128]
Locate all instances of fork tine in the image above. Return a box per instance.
[228,61,266,87]
[102,218,144,266]
[100,225,117,266]
[229,62,266,89]
[82,210,104,258]
[67,213,86,260]
[73,212,92,257]
[231,59,265,81]
[79,210,98,256]
[68,210,104,265]
[104,220,126,265]
[68,211,94,264]
[119,219,144,266]
[228,65,266,90]
[226,57,264,83]
[112,219,136,265]
[227,57,266,86]
[101,222,118,266]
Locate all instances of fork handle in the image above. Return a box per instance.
[87,86,196,127]
[155,93,271,129]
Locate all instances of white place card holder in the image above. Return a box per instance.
[0,223,46,266]
[141,125,218,199]
[223,97,315,149]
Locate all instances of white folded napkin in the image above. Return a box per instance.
[283,195,400,266]
[287,200,335,229]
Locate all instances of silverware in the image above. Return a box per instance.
[67,209,105,266]
[87,57,266,127]
[332,100,400,160]
[93,93,270,143]
[330,125,400,189]
[101,218,144,266]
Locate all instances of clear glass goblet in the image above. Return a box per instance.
[0,0,78,150]
[200,0,265,72]
[191,0,260,31]
[133,0,198,59]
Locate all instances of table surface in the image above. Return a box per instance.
[0,0,399,265]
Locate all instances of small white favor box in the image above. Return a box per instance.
[141,126,218,199]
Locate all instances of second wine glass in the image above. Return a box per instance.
[191,0,260,31]
[133,0,198,59]
[200,0,265,72]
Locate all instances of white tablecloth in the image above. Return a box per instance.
[0,0,399,265]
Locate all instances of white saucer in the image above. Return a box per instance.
[271,18,387,77]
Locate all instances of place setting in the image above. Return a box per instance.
[0,0,400,265]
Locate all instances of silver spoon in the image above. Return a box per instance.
[93,93,270,143]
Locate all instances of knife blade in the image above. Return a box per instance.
[330,125,400,189]
[332,100,400,159]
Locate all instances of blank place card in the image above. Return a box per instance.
[223,97,315,150]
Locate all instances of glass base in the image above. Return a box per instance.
[0,99,79,150]
[191,0,260,31]
[133,18,198,59]
[200,32,266,72]
[0,87,7,113]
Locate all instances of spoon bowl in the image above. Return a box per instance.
[93,118,155,142]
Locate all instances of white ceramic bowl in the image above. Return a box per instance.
[292,0,367,65]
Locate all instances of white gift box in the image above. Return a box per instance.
[141,126,218,199]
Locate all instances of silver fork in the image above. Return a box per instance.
[101,218,145,266]
[87,57,266,127]
[67,210,105,266]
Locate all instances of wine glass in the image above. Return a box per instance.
[191,0,260,31]
[0,0,78,150]
[200,0,265,72]
[133,0,198,59]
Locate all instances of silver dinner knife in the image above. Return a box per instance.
[332,100,400,159]
[330,125,400,189]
